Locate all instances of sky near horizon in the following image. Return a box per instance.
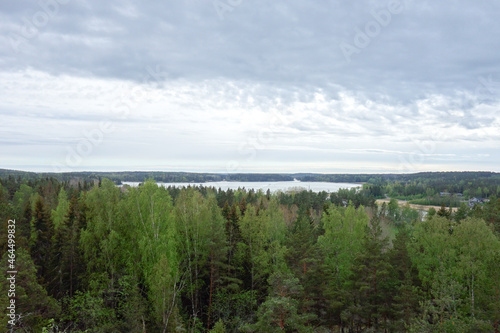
[1,0,499,174]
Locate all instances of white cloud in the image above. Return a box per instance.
[1,68,499,172]
[1,1,500,172]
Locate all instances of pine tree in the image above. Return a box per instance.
[48,195,86,299]
[252,270,313,332]
[453,202,470,223]
[285,214,326,326]
[437,203,451,219]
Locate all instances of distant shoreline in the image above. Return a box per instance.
[120,180,361,193]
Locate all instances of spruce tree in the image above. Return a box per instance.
[389,226,421,331]
[344,217,393,331]
[30,196,55,287]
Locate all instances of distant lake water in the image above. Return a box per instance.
[121,181,361,193]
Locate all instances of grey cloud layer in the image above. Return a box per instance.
[3,1,500,95]
[1,0,499,172]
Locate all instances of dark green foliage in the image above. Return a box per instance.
[473,196,500,235]
[252,270,314,332]
[48,195,85,299]
[389,227,422,331]
[342,217,394,331]
[286,215,329,327]
[30,196,55,287]
[437,203,453,218]
[454,202,471,222]
[211,290,257,331]
[1,174,499,332]
[0,248,60,331]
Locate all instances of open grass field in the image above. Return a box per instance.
[375,198,459,213]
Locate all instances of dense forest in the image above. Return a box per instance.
[1,175,500,332]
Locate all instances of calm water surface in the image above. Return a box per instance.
[121,181,361,193]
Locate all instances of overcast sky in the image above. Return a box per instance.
[1,0,499,174]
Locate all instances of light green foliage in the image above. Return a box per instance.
[238,198,288,292]
[263,198,287,244]
[260,198,288,270]
[318,204,368,287]
[125,180,179,331]
[451,218,500,318]
[80,179,124,282]
[387,198,401,222]
[238,205,270,290]
[13,184,33,216]
[400,203,420,224]
[209,319,226,333]
[78,179,146,331]
[409,216,500,327]
[174,188,228,330]
[51,188,70,230]
[427,206,436,218]
[409,216,451,288]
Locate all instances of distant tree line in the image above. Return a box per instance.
[2,169,499,200]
